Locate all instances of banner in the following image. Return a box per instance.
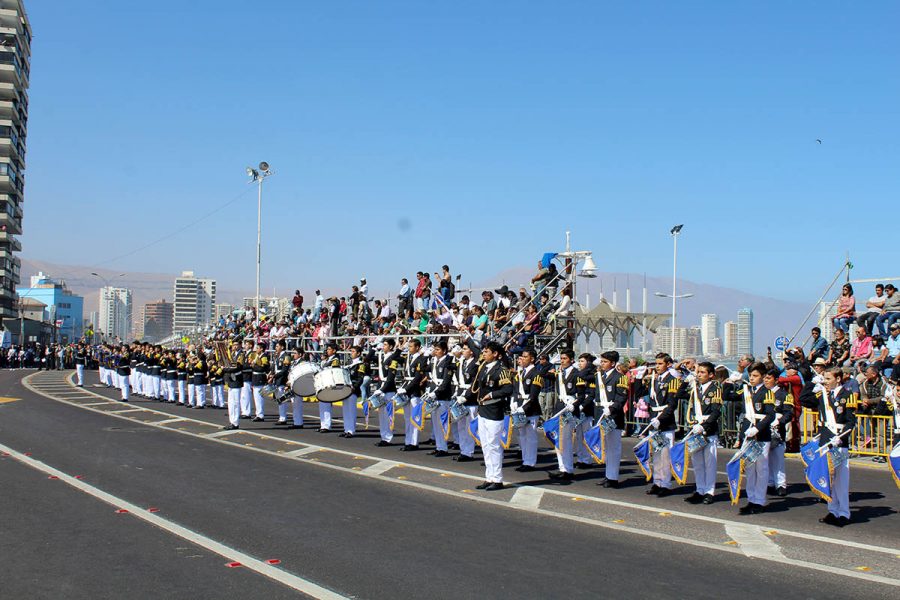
[891,442,900,491]
[543,416,560,450]
[726,457,743,505]
[670,440,689,485]
[582,423,605,464]
[633,439,652,482]
[805,450,833,503]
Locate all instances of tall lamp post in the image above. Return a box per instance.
[246,162,273,320]
[91,272,125,342]
[653,224,692,356]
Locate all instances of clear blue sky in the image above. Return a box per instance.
[23,1,900,301]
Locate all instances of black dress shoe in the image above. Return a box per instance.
[448,442,460,450]
[375,440,392,447]
[400,445,418,451]
[344,433,354,439]
[548,471,574,481]
[276,420,287,426]
[454,454,474,462]
[646,484,661,495]
[819,513,839,525]
[475,481,491,490]
[837,516,851,527]
[318,428,330,433]
[222,424,239,430]
[702,494,715,505]
[656,487,671,498]
[289,424,304,429]
[515,465,536,472]
[776,486,788,497]
[423,439,435,445]
[684,492,703,504]
[426,450,438,455]
[485,482,505,491]
[252,417,264,422]
[432,450,449,457]
[599,478,620,489]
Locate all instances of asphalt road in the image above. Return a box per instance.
[2,369,899,599]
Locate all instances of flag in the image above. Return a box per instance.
[726,456,744,505]
[439,408,451,441]
[805,450,833,503]
[411,401,425,431]
[468,416,481,446]
[386,401,394,430]
[500,416,513,450]
[582,423,605,464]
[889,442,900,491]
[430,294,449,312]
[800,438,820,468]
[543,416,560,450]
[633,439,652,481]
[361,395,369,428]
[670,440,689,485]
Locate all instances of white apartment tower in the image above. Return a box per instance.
[98,286,132,341]
[173,271,216,333]
[737,308,754,356]
[700,313,719,357]
[724,321,738,356]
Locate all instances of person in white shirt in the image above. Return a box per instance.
[856,284,885,334]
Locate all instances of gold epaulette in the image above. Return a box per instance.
[533,374,543,387]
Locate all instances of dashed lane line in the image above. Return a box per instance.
[510,486,545,510]
[360,460,399,476]
[725,523,787,560]
[0,441,348,599]
[21,372,900,570]
[285,446,323,458]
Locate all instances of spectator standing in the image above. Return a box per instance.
[437,265,454,304]
[398,278,412,318]
[875,284,900,336]
[292,290,304,310]
[313,290,324,323]
[832,283,856,333]
[414,272,427,312]
[856,284,885,334]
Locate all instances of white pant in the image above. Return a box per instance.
[134,372,142,395]
[195,384,207,408]
[403,396,422,446]
[152,375,161,398]
[828,447,850,518]
[252,385,265,419]
[291,396,305,426]
[319,401,332,429]
[276,386,289,422]
[177,380,186,404]
[604,429,623,480]
[745,441,771,505]
[76,364,84,386]
[187,383,196,407]
[517,416,539,466]
[343,395,358,434]
[120,375,130,400]
[652,430,675,489]
[574,417,592,463]
[378,393,395,442]
[166,380,176,402]
[691,435,718,496]
[114,372,121,389]
[556,419,576,473]
[479,417,505,483]
[431,401,450,451]
[241,382,252,416]
[213,385,225,408]
[227,387,242,426]
[457,405,478,457]
[768,442,786,488]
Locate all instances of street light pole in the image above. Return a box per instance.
[671,227,680,356]
[246,162,272,321]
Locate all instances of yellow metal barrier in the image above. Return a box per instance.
[800,408,895,457]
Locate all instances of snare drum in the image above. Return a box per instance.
[741,440,764,465]
[511,411,527,429]
[648,431,668,453]
[828,446,848,468]
[314,367,353,403]
[393,392,410,408]
[598,416,616,434]
[423,397,440,415]
[684,432,708,454]
[450,402,469,422]
[288,362,321,397]
[369,393,388,410]
[559,410,577,428]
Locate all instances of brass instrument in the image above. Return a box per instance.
[213,341,234,369]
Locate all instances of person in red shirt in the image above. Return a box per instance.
[777,359,804,453]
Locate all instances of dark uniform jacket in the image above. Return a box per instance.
[273,351,292,387]
[473,361,513,421]
[191,357,208,386]
[403,352,429,397]
[515,364,543,418]
[597,368,629,430]
[457,357,480,407]
[224,352,244,389]
[799,384,858,445]
[116,352,131,377]
[348,357,369,397]
[635,371,683,432]
[738,384,777,442]
[428,355,454,400]
[251,353,270,387]
[377,350,403,394]
[687,380,723,437]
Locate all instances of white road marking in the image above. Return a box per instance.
[725,523,786,559]
[108,408,145,414]
[0,441,348,599]
[22,372,900,576]
[284,446,321,457]
[153,418,185,425]
[82,401,116,407]
[361,460,398,476]
[205,429,242,439]
[510,486,545,509]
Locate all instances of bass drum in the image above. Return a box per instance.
[289,362,321,397]
[314,367,353,403]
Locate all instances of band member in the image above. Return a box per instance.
[149,347,163,400]
[251,342,269,422]
[271,340,292,425]
[573,353,597,468]
[473,341,513,490]
[453,342,480,462]
[223,342,244,430]
[766,367,794,497]
[288,347,306,428]
[176,352,188,405]
[318,344,341,432]
[370,338,402,446]
[800,367,857,526]
[738,362,777,514]
[192,351,208,409]
[208,353,226,409]
[75,344,86,387]
[116,345,131,402]
[239,339,254,418]
[426,340,454,457]
[342,345,367,437]
[684,361,722,504]
[514,348,542,471]
[164,351,178,402]
[186,351,197,408]
[396,338,428,451]
[548,349,587,482]
[638,354,683,496]
[595,351,629,488]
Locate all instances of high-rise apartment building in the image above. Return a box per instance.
[173,271,216,333]
[0,1,30,322]
[98,286,132,342]
[737,308,754,356]
[142,298,173,342]
[15,272,83,342]
[700,313,719,357]
[724,321,738,356]
[818,300,838,342]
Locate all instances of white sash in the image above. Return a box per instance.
[597,370,612,409]
[743,385,758,421]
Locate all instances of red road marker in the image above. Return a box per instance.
[74,475,83,479]
[147,507,160,513]
[23,452,31,456]
[47,475,59,480]
[265,559,281,565]
[225,562,243,568]
[1,452,9,456]
[115,509,129,514]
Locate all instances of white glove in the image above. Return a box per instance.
[727,371,743,383]
[691,424,704,435]
[423,391,435,402]
[812,374,824,385]
[601,407,611,419]
[510,401,519,413]
[563,401,575,413]
[831,436,842,448]
[371,389,384,399]
[650,418,660,429]
[684,373,696,384]
[515,406,525,414]
[745,426,758,438]
[455,396,467,405]
[632,366,648,378]
[396,387,406,396]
